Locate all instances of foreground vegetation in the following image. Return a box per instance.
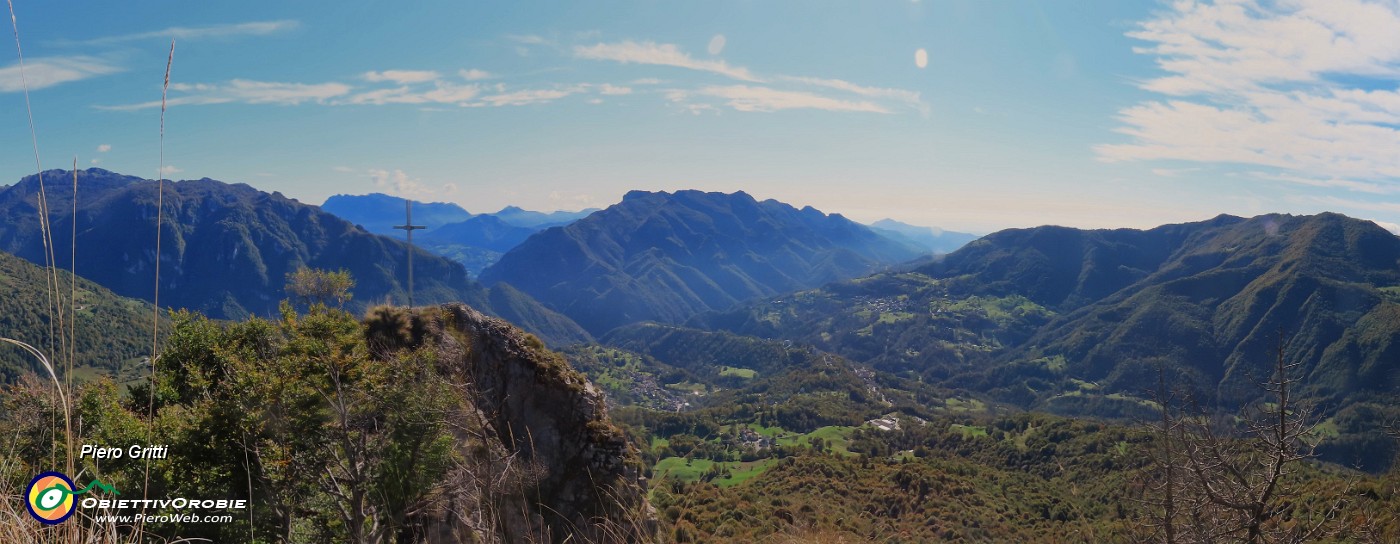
[0,294,651,543]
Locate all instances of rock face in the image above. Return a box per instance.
[412,303,653,543]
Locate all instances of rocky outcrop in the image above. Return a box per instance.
[403,303,654,543]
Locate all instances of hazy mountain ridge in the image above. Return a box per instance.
[480,189,925,335]
[417,215,542,277]
[320,192,472,234]
[420,214,539,252]
[491,205,599,228]
[869,218,979,254]
[321,194,598,276]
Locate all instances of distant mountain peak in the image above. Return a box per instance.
[868,218,979,254]
[321,193,472,235]
[481,189,922,335]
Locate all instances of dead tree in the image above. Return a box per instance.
[1140,335,1347,544]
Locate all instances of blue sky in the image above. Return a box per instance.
[2,0,1400,234]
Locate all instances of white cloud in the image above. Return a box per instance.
[460,69,493,81]
[915,48,928,69]
[72,20,299,45]
[685,85,891,114]
[1297,195,1400,214]
[507,34,550,45]
[1248,171,1391,194]
[343,82,481,105]
[362,70,441,84]
[1372,219,1400,234]
[476,86,585,107]
[783,76,927,115]
[1100,0,1400,192]
[99,79,352,110]
[159,165,182,176]
[574,40,760,82]
[96,144,111,153]
[707,34,726,56]
[368,168,448,199]
[0,56,121,92]
[1150,167,1200,178]
[579,40,923,116]
[597,83,632,95]
[549,190,596,208]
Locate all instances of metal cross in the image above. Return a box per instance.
[393,200,426,307]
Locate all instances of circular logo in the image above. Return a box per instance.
[25,471,77,525]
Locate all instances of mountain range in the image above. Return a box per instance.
[321,192,599,236]
[695,213,1400,443]
[5,168,1400,541]
[7,169,1400,466]
[0,169,589,346]
[480,189,926,335]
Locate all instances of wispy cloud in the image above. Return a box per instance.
[68,20,299,45]
[577,39,926,115]
[345,82,595,107]
[100,75,619,110]
[475,86,587,107]
[342,82,481,105]
[96,144,112,153]
[575,40,760,82]
[95,35,919,116]
[1248,171,1392,194]
[362,70,441,84]
[1150,167,1200,178]
[0,56,121,92]
[97,79,351,110]
[1098,0,1400,190]
[682,85,890,114]
[783,76,928,115]
[460,69,493,81]
[367,168,456,199]
[598,83,632,95]
[1296,195,1400,214]
[507,34,551,45]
